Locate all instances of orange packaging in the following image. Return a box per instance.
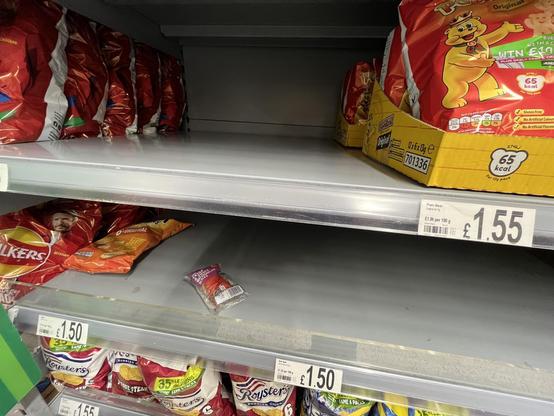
[64,219,191,274]
[399,0,553,137]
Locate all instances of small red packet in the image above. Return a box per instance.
[185,264,247,313]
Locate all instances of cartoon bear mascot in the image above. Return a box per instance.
[442,11,523,109]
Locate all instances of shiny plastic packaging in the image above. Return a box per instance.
[0,0,68,144]
[340,61,375,125]
[159,53,186,133]
[98,26,138,137]
[135,43,162,134]
[61,11,108,139]
[231,375,296,416]
[399,0,553,136]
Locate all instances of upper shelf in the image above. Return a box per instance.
[0,132,553,248]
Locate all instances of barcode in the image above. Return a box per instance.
[423,225,449,235]
[277,374,292,382]
[214,285,244,305]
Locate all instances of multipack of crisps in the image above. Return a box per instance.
[301,390,374,416]
[41,337,111,390]
[0,200,102,304]
[159,53,186,133]
[61,11,108,139]
[399,0,553,136]
[0,0,68,144]
[109,351,152,399]
[230,375,296,416]
[138,356,235,416]
[64,219,191,274]
[98,25,138,137]
[135,42,162,134]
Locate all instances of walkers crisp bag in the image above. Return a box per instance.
[0,0,68,144]
[64,219,191,274]
[0,199,102,288]
[135,43,162,134]
[61,11,108,139]
[98,25,137,137]
[159,53,186,133]
[399,0,553,136]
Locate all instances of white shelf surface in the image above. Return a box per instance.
[1,132,553,249]
[12,212,554,416]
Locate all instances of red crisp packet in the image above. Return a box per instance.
[185,264,247,313]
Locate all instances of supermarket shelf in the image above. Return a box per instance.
[1,132,553,249]
[49,388,170,416]
[12,213,554,416]
[57,0,180,56]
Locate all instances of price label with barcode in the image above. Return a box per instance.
[274,359,343,393]
[58,398,99,416]
[37,315,88,344]
[418,200,535,247]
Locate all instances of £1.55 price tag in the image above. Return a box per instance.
[418,200,536,247]
[58,398,99,416]
[274,359,343,393]
[36,315,89,344]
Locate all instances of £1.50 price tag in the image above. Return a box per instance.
[274,359,343,393]
[58,398,99,416]
[418,200,536,247]
[36,315,88,344]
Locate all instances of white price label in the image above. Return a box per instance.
[418,200,535,247]
[0,163,8,191]
[37,315,88,344]
[58,398,99,416]
[274,359,343,393]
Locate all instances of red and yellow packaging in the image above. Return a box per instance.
[41,337,110,390]
[0,200,102,286]
[135,43,162,134]
[381,27,409,110]
[0,0,68,144]
[61,11,109,139]
[159,53,186,133]
[101,203,154,235]
[98,26,138,137]
[110,351,152,399]
[64,219,191,274]
[138,356,235,416]
[399,0,553,136]
[336,62,376,148]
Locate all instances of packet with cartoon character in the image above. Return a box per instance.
[399,0,553,137]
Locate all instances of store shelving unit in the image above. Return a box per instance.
[2,133,554,249]
[11,212,554,416]
[3,1,554,416]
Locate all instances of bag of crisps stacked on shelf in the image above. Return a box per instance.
[399,0,553,136]
[61,11,109,139]
[0,0,68,144]
[100,203,156,235]
[41,337,111,390]
[135,43,162,134]
[159,53,186,133]
[138,356,235,416]
[336,61,376,147]
[380,27,409,111]
[98,25,138,137]
[0,200,102,306]
[230,375,296,416]
[64,219,191,274]
[110,351,152,399]
[301,389,374,416]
